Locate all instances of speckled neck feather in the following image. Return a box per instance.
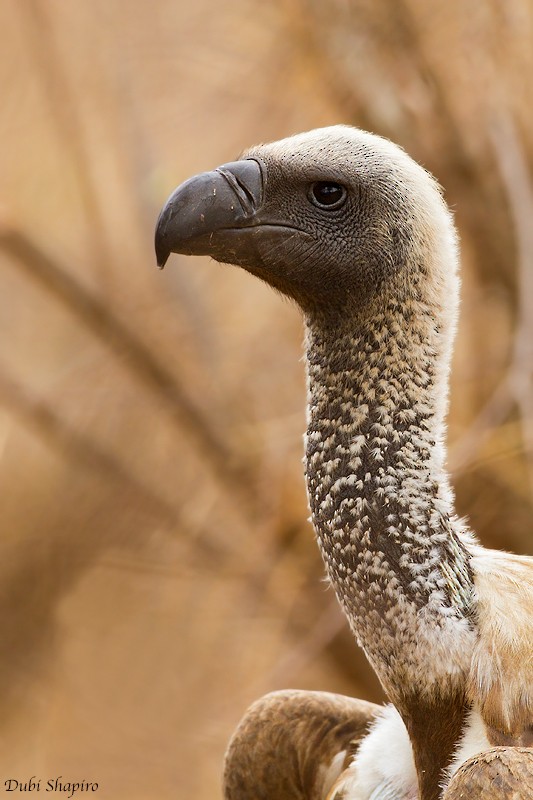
[304,289,475,700]
[304,289,479,798]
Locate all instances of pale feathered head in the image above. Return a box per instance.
[155,125,458,319]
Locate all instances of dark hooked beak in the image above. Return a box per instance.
[154,159,264,269]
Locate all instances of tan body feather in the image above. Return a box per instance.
[469,549,533,743]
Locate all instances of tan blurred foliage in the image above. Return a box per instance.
[0,1,532,797]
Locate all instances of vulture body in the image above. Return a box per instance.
[155,126,533,799]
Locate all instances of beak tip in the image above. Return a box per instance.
[155,232,171,270]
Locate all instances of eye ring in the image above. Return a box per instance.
[308,181,347,210]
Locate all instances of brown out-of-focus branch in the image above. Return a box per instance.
[450,110,533,496]
[487,110,533,497]
[0,226,259,516]
[0,360,176,526]
[17,0,112,284]
[0,359,296,614]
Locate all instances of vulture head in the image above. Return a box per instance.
[155,125,458,320]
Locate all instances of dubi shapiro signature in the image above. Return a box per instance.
[3,777,98,798]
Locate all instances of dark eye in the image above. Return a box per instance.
[309,182,347,209]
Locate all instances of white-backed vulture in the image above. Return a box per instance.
[155,126,533,799]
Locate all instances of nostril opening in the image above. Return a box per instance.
[215,158,264,216]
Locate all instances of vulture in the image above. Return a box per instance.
[155,126,533,799]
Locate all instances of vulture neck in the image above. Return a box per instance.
[304,290,477,798]
[303,289,476,693]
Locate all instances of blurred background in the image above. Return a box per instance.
[1,1,532,797]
